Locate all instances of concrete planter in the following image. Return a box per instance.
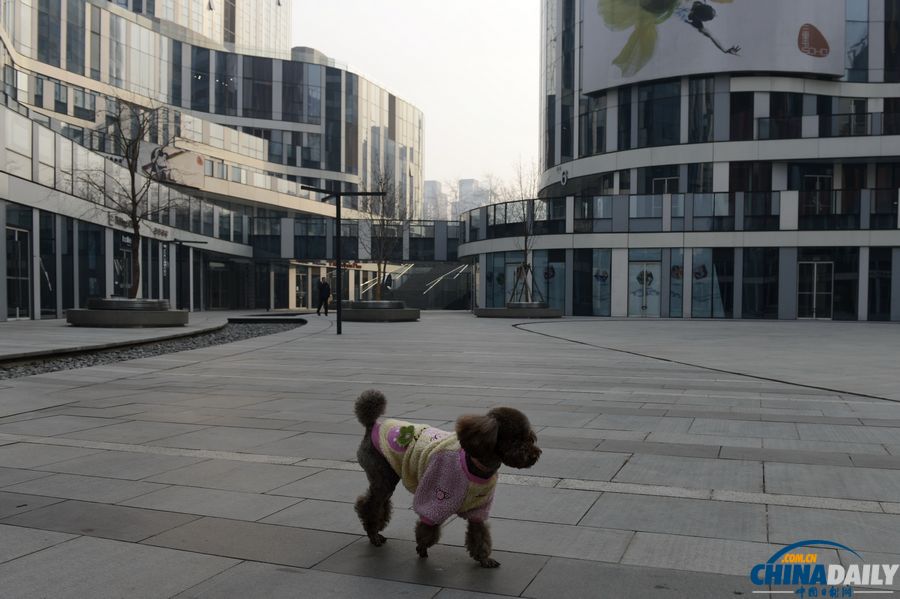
[67,298,188,328]
[340,300,420,322]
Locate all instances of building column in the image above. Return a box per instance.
[55,215,63,318]
[348,269,356,302]
[32,208,40,319]
[779,248,798,320]
[188,246,194,312]
[564,249,574,316]
[0,200,6,321]
[682,248,693,318]
[73,221,80,308]
[168,242,177,306]
[565,195,574,233]
[611,248,628,317]
[288,265,297,310]
[858,247,869,321]
[733,248,743,319]
[891,248,900,321]
[105,228,114,298]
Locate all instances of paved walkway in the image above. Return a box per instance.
[0,312,233,361]
[0,313,898,598]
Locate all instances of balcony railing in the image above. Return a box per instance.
[742,192,781,231]
[870,189,899,230]
[757,116,802,140]
[798,190,861,230]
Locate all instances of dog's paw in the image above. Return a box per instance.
[369,534,386,547]
[479,558,500,568]
[416,545,429,558]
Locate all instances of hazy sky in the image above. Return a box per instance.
[292,1,540,187]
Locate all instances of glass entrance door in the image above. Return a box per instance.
[798,261,833,319]
[6,227,31,319]
[628,261,661,317]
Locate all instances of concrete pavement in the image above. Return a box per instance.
[0,313,899,597]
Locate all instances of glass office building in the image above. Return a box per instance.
[0,0,433,320]
[459,0,900,321]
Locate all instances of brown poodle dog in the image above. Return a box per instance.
[354,389,541,568]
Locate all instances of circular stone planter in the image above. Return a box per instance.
[506,301,549,309]
[474,301,562,319]
[339,300,420,322]
[67,298,188,328]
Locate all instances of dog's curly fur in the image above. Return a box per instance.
[354,389,541,568]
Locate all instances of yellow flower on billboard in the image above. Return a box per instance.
[599,0,740,76]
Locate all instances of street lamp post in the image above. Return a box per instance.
[301,185,385,335]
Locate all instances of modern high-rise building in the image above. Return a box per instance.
[459,0,900,321]
[424,180,451,220]
[0,0,440,320]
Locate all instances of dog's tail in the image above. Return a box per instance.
[355,389,386,429]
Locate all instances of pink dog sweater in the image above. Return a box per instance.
[372,418,497,526]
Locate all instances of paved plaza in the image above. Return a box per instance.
[0,313,899,598]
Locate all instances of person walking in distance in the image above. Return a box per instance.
[316,277,332,316]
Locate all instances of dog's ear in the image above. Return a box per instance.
[455,414,499,459]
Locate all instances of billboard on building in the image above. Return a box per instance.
[582,0,845,93]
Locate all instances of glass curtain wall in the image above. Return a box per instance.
[868,247,892,321]
[573,249,611,316]
[692,248,734,318]
[637,80,680,147]
[742,248,779,318]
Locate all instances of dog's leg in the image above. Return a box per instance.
[356,434,400,546]
[415,520,441,558]
[465,520,499,568]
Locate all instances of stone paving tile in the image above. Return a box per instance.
[435,590,516,599]
[0,443,101,468]
[621,532,838,577]
[0,491,63,519]
[797,423,900,445]
[63,421,209,444]
[0,415,125,437]
[612,454,764,492]
[523,556,757,599]
[537,426,648,441]
[147,427,300,451]
[0,523,75,564]
[524,448,629,481]
[488,484,599,525]
[5,473,165,503]
[143,516,358,567]
[765,462,900,502]
[585,414,693,433]
[763,438,889,455]
[595,439,720,458]
[580,493,767,542]
[250,432,361,461]
[0,466,53,488]
[838,551,900,589]
[268,469,413,509]
[172,561,439,599]
[644,431,762,448]
[2,500,199,542]
[34,450,205,480]
[688,418,799,439]
[193,415,301,429]
[768,505,900,555]
[121,485,301,521]
[536,435,601,451]
[719,446,854,467]
[315,537,548,597]
[848,453,900,470]
[145,459,321,492]
[261,498,425,542]
[0,535,237,599]
[485,517,633,562]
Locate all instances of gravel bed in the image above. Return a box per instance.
[0,322,303,380]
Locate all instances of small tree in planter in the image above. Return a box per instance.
[80,99,176,299]
[360,169,409,301]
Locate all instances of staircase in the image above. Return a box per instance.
[377,263,472,310]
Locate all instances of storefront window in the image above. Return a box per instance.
[692,248,734,318]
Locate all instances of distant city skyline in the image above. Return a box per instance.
[293,0,540,186]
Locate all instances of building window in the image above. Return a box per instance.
[617,86,632,150]
[579,94,606,157]
[688,77,714,143]
[224,0,236,43]
[89,6,101,80]
[109,14,126,87]
[637,80,680,148]
[282,62,304,122]
[573,248,611,316]
[742,248,779,319]
[692,248,734,318]
[868,248,892,321]
[214,52,238,116]
[885,0,900,82]
[759,92,802,140]
[729,92,754,141]
[242,56,273,119]
[171,41,183,106]
[845,0,869,82]
[191,46,210,112]
[37,0,61,67]
[54,81,67,114]
[66,0,86,75]
[670,248,684,318]
[324,67,341,172]
[73,88,95,121]
[34,76,44,108]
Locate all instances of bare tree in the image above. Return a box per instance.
[359,169,409,301]
[80,99,176,299]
